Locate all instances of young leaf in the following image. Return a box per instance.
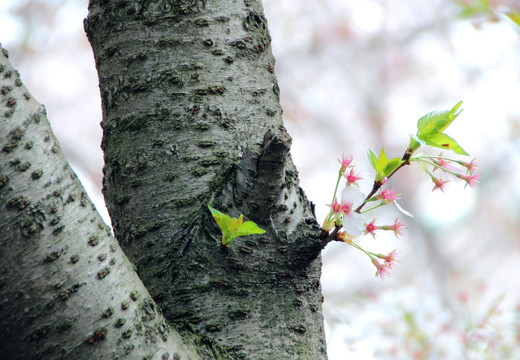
[417,101,462,139]
[367,148,378,170]
[368,148,399,182]
[208,205,232,230]
[235,221,266,238]
[422,132,469,155]
[376,147,390,173]
[208,205,266,247]
[415,101,468,155]
[384,158,404,177]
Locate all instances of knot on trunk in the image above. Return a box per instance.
[234,128,291,223]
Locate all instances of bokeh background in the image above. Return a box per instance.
[2,1,520,358]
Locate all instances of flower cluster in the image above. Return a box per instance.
[322,154,409,279]
[415,152,479,192]
[320,102,478,280]
[321,151,478,280]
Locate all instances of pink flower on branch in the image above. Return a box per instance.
[340,202,353,215]
[338,153,354,174]
[364,219,380,238]
[461,159,478,174]
[432,177,449,192]
[432,153,458,173]
[378,249,399,268]
[327,198,342,214]
[344,168,363,186]
[380,218,405,238]
[456,172,479,188]
[372,258,391,279]
[379,187,401,204]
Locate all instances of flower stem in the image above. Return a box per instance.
[331,172,342,204]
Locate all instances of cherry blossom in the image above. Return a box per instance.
[371,258,391,279]
[327,198,342,214]
[344,168,363,186]
[380,218,405,238]
[432,153,458,173]
[461,159,478,173]
[456,172,479,188]
[364,219,379,238]
[337,153,354,174]
[432,177,449,192]
[379,188,401,204]
[379,249,399,268]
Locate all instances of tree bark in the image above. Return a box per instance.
[85,0,327,358]
[0,46,200,360]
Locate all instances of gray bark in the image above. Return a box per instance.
[84,0,327,359]
[0,46,200,360]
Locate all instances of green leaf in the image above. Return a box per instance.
[208,205,231,229]
[415,101,469,155]
[376,147,389,173]
[208,205,266,247]
[384,158,404,177]
[422,132,469,155]
[417,101,462,139]
[235,221,266,237]
[368,148,401,181]
[367,148,378,170]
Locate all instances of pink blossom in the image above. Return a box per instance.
[379,250,399,268]
[461,159,478,174]
[432,177,449,192]
[372,258,391,279]
[340,202,353,214]
[338,154,354,174]
[433,154,458,173]
[379,188,401,204]
[344,168,363,185]
[433,157,446,172]
[456,172,479,188]
[364,219,380,238]
[327,198,342,214]
[381,218,405,238]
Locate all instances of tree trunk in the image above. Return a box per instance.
[0,0,328,358]
[0,46,200,359]
[85,0,327,358]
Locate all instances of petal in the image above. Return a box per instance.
[343,212,366,236]
[341,186,365,206]
[394,201,413,217]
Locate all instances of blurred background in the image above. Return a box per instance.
[2,1,520,358]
